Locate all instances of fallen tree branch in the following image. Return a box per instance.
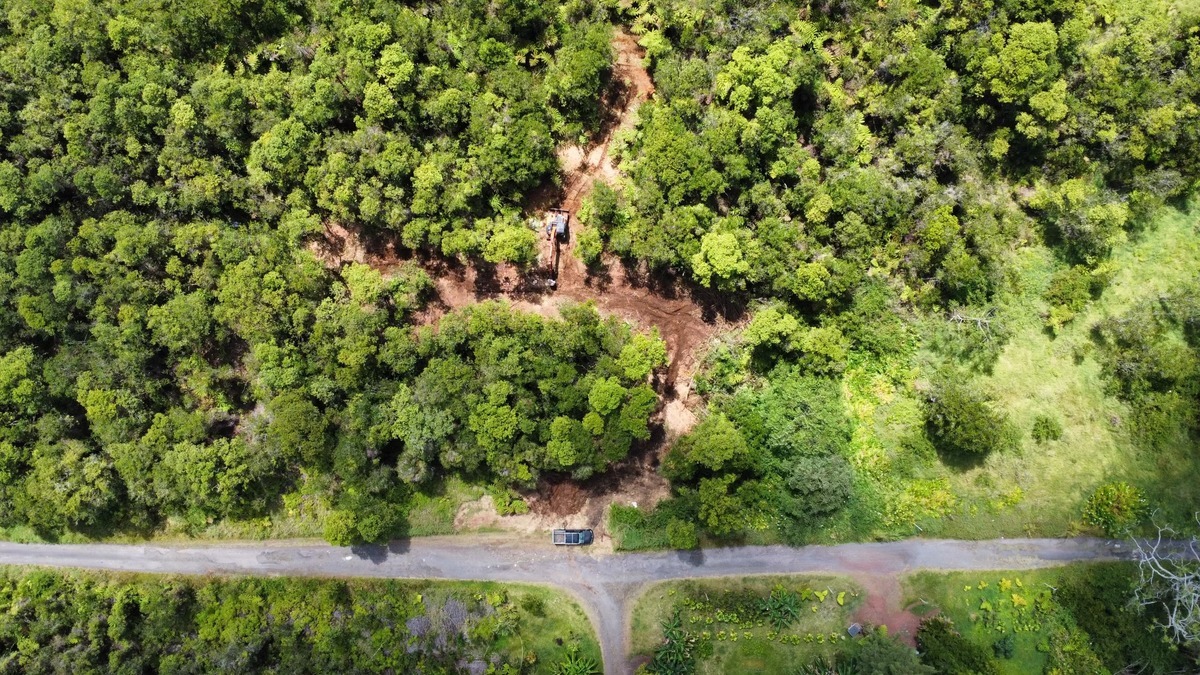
[1131,515,1200,650]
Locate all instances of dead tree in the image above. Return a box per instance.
[948,307,997,336]
[1131,516,1200,651]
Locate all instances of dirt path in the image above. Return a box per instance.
[311,28,744,531]
[0,537,1134,675]
[311,28,735,411]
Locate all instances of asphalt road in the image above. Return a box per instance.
[0,536,1131,674]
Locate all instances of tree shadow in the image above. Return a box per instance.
[349,538,411,564]
[936,448,990,472]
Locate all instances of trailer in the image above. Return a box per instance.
[551,528,593,546]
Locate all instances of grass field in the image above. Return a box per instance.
[904,568,1066,674]
[830,203,1200,542]
[630,575,861,673]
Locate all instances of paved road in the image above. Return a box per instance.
[0,537,1131,674]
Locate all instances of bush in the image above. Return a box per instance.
[1130,391,1197,451]
[574,227,604,267]
[727,367,852,461]
[1082,482,1146,536]
[782,454,853,521]
[923,377,1018,458]
[666,517,699,550]
[1031,414,1064,442]
[1043,265,1102,331]
[610,500,699,551]
[489,485,530,516]
[916,616,998,674]
[1044,618,1106,674]
[521,594,546,618]
[846,630,934,675]
[992,634,1014,660]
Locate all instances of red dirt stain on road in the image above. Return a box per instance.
[852,574,923,646]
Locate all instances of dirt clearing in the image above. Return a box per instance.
[312,27,744,536]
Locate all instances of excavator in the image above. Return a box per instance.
[544,209,569,286]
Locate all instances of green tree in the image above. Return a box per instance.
[981,22,1060,104]
[664,413,755,482]
[782,454,853,521]
[588,377,627,416]
[616,331,668,381]
[267,392,328,466]
[666,518,699,550]
[691,231,749,288]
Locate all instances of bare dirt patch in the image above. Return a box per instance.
[850,575,923,646]
[531,482,590,517]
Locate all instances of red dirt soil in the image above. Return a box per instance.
[850,576,923,646]
[530,482,589,517]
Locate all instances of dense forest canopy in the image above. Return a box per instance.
[597,0,1200,545]
[0,0,1198,550]
[0,0,669,542]
[0,567,597,673]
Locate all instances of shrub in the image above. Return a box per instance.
[553,644,599,675]
[1130,391,1197,451]
[666,518,699,550]
[1031,414,1064,442]
[916,616,998,674]
[489,485,530,516]
[520,594,546,618]
[1043,265,1103,331]
[648,609,696,675]
[1044,618,1106,674]
[727,367,852,460]
[1082,482,1146,536]
[574,226,603,267]
[846,630,934,674]
[761,586,801,630]
[923,377,1018,458]
[992,634,1014,660]
[1056,563,1188,672]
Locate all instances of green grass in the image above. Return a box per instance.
[904,568,1063,674]
[830,203,1200,542]
[902,563,1189,674]
[937,205,1200,537]
[631,575,861,673]
[493,581,603,668]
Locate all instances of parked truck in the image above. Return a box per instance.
[551,528,593,546]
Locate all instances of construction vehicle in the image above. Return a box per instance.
[546,209,569,241]
[552,528,593,546]
[543,209,569,284]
